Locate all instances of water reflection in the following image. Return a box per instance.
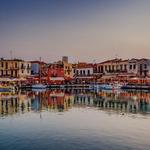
[0,89,150,117]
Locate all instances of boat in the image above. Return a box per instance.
[99,82,123,90]
[0,85,15,92]
[32,84,47,89]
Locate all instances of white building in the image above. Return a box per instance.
[18,61,31,78]
[128,58,150,77]
[97,59,128,75]
[73,63,94,83]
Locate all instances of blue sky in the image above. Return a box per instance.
[0,0,150,62]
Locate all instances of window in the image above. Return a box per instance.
[112,65,114,71]
[98,66,101,72]
[144,64,147,69]
[133,64,136,69]
[80,70,82,75]
[105,65,107,71]
[22,70,24,74]
[1,62,3,68]
[109,65,111,71]
[6,62,8,69]
[21,64,24,69]
[83,70,85,75]
[124,64,127,70]
[140,64,142,71]
[116,65,118,70]
[27,64,30,69]
[120,65,123,71]
[87,70,90,75]
[130,65,132,69]
[76,70,79,75]
[15,63,17,68]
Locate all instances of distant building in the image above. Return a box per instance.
[18,61,31,78]
[62,56,68,64]
[73,62,94,83]
[96,58,128,75]
[0,58,31,78]
[128,58,150,77]
[63,62,73,79]
[31,61,46,75]
[47,63,64,84]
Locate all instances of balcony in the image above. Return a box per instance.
[106,69,127,74]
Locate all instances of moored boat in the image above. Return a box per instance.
[32,84,47,89]
[99,83,123,90]
[0,85,15,92]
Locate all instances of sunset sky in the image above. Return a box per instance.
[1,0,150,63]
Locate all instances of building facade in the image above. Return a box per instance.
[47,63,64,84]
[97,59,128,75]
[63,62,73,79]
[0,59,31,78]
[73,63,94,83]
[18,61,31,78]
[31,61,46,75]
[128,58,150,77]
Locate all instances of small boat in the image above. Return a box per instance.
[0,85,15,92]
[32,84,47,89]
[99,83,122,90]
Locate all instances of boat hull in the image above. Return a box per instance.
[32,84,47,89]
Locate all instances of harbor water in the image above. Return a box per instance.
[0,89,150,150]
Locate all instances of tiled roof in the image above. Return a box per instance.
[76,63,94,68]
[30,61,46,64]
[99,59,128,64]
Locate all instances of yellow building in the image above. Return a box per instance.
[0,59,20,78]
[63,62,73,79]
[0,58,31,78]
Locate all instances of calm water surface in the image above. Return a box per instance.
[0,89,150,150]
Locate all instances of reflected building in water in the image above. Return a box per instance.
[95,90,150,113]
[0,92,31,116]
[0,89,150,117]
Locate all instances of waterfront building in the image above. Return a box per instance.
[47,63,64,84]
[96,58,128,75]
[18,61,31,78]
[128,58,150,77]
[73,62,95,83]
[31,61,46,75]
[96,59,129,82]
[0,58,31,78]
[63,62,73,79]
[47,57,73,83]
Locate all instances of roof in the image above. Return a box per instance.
[30,61,46,64]
[76,63,94,69]
[0,58,24,62]
[99,59,128,65]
